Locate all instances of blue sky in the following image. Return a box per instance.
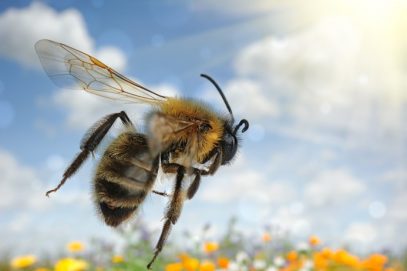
[1,0,407,256]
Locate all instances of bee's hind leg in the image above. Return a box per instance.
[46,111,133,197]
[147,165,186,269]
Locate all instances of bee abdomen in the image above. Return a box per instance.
[94,132,158,227]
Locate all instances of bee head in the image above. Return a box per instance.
[220,119,249,164]
[200,74,249,165]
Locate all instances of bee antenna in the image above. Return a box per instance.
[233,119,249,135]
[200,74,234,123]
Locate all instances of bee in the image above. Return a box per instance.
[35,39,249,269]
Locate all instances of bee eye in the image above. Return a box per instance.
[200,123,212,132]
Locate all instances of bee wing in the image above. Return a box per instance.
[35,39,167,104]
[147,112,199,158]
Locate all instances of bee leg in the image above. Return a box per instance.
[46,111,133,197]
[147,165,185,269]
[202,148,222,176]
[187,172,200,199]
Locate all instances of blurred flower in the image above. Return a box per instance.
[67,241,85,253]
[199,260,216,271]
[302,259,313,269]
[333,249,360,268]
[262,233,272,243]
[111,255,124,264]
[363,253,388,270]
[309,235,320,247]
[286,251,298,262]
[227,262,240,271]
[265,267,278,271]
[296,242,310,252]
[217,257,229,269]
[273,256,285,267]
[236,251,249,263]
[55,258,88,271]
[203,242,219,254]
[183,256,200,271]
[34,268,50,271]
[165,262,183,271]
[10,255,37,269]
[320,248,333,259]
[253,259,266,269]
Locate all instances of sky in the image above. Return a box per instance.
[0,0,407,256]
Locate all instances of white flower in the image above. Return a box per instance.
[273,256,286,267]
[303,259,314,269]
[253,259,266,269]
[227,262,240,271]
[236,251,249,263]
[265,267,278,271]
[296,242,310,251]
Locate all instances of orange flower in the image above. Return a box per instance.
[203,242,219,254]
[217,257,229,269]
[178,252,190,262]
[286,251,298,262]
[262,233,272,243]
[66,241,85,253]
[320,248,333,259]
[183,257,200,271]
[333,249,360,268]
[309,235,320,246]
[363,253,388,270]
[165,262,183,271]
[313,252,328,270]
[199,260,216,271]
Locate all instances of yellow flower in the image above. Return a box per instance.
[199,260,216,271]
[111,255,124,264]
[165,262,183,271]
[183,257,200,271]
[67,241,85,253]
[203,242,219,254]
[217,257,230,269]
[262,232,272,243]
[10,255,37,269]
[55,258,88,271]
[309,235,321,246]
[35,268,50,271]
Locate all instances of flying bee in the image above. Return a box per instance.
[35,39,249,269]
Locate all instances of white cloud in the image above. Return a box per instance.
[0,2,126,71]
[0,148,46,210]
[0,149,91,211]
[344,222,377,248]
[304,169,366,207]
[199,156,295,204]
[189,0,282,16]
[230,15,407,151]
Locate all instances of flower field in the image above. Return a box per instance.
[1,219,406,271]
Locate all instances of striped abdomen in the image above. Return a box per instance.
[94,132,158,227]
